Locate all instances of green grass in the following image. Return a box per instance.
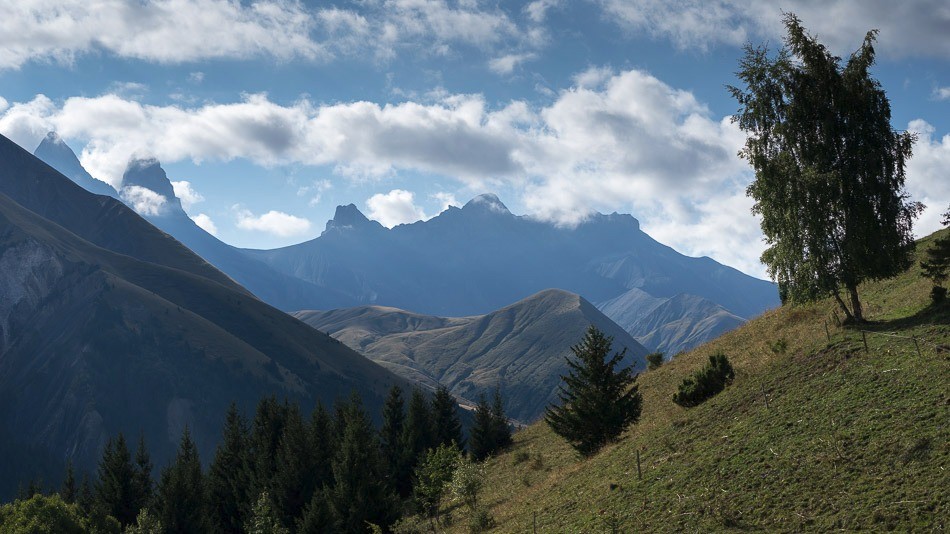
[439,231,949,532]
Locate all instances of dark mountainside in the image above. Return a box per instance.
[33,135,352,312]
[296,288,650,423]
[249,194,779,352]
[0,134,412,499]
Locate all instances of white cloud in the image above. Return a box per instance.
[170,180,205,210]
[591,0,950,59]
[934,87,950,101]
[525,0,561,23]
[0,0,326,70]
[432,191,460,212]
[488,53,537,74]
[235,207,311,237]
[906,119,950,236]
[192,213,219,236]
[188,71,205,84]
[121,185,168,216]
[297,179,333,206]
[366,189,428,228]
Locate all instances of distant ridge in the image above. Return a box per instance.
[295,288,650,423]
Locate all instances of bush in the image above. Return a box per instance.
[646,352,664,370]
[672,353,735,408]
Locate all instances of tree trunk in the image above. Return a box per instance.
[848,285,864,322]
[832,291,854,323]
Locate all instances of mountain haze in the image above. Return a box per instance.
[0,134,411,493]
[296,289,650,423]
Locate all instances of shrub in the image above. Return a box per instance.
[646,352,664,370]
[672,353,735,408]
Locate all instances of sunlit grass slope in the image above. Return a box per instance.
[444,230,949,532]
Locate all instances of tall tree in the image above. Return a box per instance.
[273,404,318,529]
[545,325,642,457]
[401,388,434,476]
[208,403,252,534]
[308,402,335,491]
[131,434,153,515]
[468,394,495,461]
[379,386,410,496]
[920,205,950,303]
[248,396,289,499]
[729,13,922,322]
[60,460,77,504]
[95,433,138,526]
[326,393,398,532]
[157,428,209,533]
[490,389,512,451]
[431,386,464,450]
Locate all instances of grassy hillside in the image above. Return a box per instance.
[437,231,949,532]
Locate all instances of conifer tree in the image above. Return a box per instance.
[132,434,153,514]
[246,491,289,534]
[431,386,464,450]
[77,475,94,513]
[309,402,335,490]
[490,389,512,451]
[248,396,289,499]
[402,388,434,474]
[208,403,252,534]
[380,386,407,494]
[95,433,138,526]
[274,404,318,528]
[468,394,495,461]
[61,460,77,504]
[545,325,642,457]
[326,393,398,532]
[921,206,950,303]
[157,428,209,533]
[297,490,333,534]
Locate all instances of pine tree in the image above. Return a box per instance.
[402,388,434,475]
[468,394,495,462]
[95,433,138,526]
[61,460,77,504]
[921,206,950,303]
[248,396,289,500]
[431,386,464,450]
[309,402,335,490]
[490,389,512,451]
[379,386,407,495]
[77,474,94,513]
[273,404,318,528]
[157,428,209,533]
[208,403,252,534]
[545,325,642,457]
[297,490,333,534]
[326,393,398,532]
[131,434,153,514]
[246,491,289,534]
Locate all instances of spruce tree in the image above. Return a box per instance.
[309,402,335,490]
[379,386,407,495]
[402,388,434,475]
[248,396,289,499]
[95,433,138,526]
[297,490,333,534]
[132,434,153,514]
[468,394,495,461]
[545,325,642,457]
[273,404,318,529]
[921,206,950,303]
[246,491,289,534]
[157,428,209,533]
[61,460,77,504]
[326,393,397,532]
[490,389,512,451]
[77,474,94,513]
[431,386,464,450]
[208,403,252,534]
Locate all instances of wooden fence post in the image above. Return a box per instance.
[862,331,868,352]
[913,336,922,357]
[824,321,831,343]
[636,450,642,480]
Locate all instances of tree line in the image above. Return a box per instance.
[2,385,512,533]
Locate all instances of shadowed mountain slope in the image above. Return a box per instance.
[295,289,650,423]
[0,135,411,496]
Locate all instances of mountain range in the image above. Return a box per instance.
[295,288,650,423]
[0,133,410,492]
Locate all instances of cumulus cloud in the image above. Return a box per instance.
[192,213,219,235]
[171,180,205,210]
[235,207,312,237]
[432,191,460,212]
[0,0,544,70]
[934,87,950,101]
[906,120,950,235]
[121,185,168,216]
[591,0,950,59]
[366,189,429,227]
[488,53,537,74]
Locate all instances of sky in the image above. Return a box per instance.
[0,0,947,279]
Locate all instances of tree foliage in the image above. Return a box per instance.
[729,13,922,322]
[672,353,736,408]
[431,386,464,450]
[156,428,209,533]
[207,403,252,534]
[545,325,642,456]
[920,206,950,303]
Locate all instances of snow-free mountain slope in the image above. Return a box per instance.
[296,288,650,423]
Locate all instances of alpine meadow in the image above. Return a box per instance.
[0,2,947,533]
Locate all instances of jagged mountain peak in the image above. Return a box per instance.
[122,157,177,201]
[461,193,511,215]
[32,132,119,198]
[324,203,383,233]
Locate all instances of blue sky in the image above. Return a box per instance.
[0,0,947,277]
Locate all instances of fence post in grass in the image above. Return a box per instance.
[912,336,922,357]
[862,331,868,353]
[636,450,642,480]
[761,384,770,409]
[833,310,841,326]
[824,321,831,343]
